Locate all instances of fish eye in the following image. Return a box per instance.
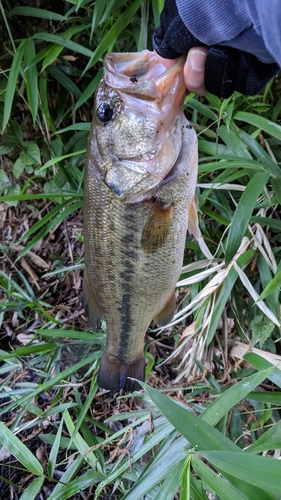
[97,103,113,123]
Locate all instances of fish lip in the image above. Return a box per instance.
[103,50,186,101]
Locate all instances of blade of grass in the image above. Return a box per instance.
[225,171,270,264]
[192,455,244,500]
[24,38,38,124]
[141,382,240,452]
[33,33,94,59]
[200,451,281,497]
[84,0,144,72]
[19,477,45,500]
[47,414,64,478]
[0,422,43,475]
[2,39,25,131]
[10,6,66,20]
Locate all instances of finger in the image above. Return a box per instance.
[184,47,208,95]
[154,51,178,69]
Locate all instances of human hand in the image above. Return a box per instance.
[153,0,279,98]
[156,47,208,96]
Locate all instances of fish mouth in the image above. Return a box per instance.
[104,50,186,103]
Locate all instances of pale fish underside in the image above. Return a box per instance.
[83,51,198,391]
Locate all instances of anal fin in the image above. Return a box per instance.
[97,351,144,392]
[82,272,104,331]
[141,198,174,254]
[153,292,176,327]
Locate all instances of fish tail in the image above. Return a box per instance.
[97,351,145,392]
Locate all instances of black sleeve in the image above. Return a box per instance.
[152,0,279,98]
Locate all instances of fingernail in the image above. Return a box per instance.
[189,49,207,72]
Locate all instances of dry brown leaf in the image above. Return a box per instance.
[20,257,40,289]
[17,333,36,345]
[230,340,281,369]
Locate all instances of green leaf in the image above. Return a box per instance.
[24,38,38,124]
[239,130,280,177]
[2,39,26,131]
[0,353,99,418]
[47,66,82,99]
[48,470,104,500]
[0,422,43,475]
[85,0,144,71]
[74,68,102,110]
[258,270,281,302]
[27,142,41,164]
[271,176,281,204]
[142,382,240,452]
[192,455,244,500]
[180,457,191,500]
[47,415,64,478]
[33,33,93,59]
[206,266,238,345]
[246,419,281,454]
[19,477,44,500]
[68,375,99,446]
[234,111,281,141]
[41,44,64,72]
[202,367,274,426]
[225,171,270,264]
[244,353,281,388]
[10,6,66,20]
[248,390,281,404]
[200,451,281,496]
[17,200,83,258]
[36,329,100,341]
[64,410,102,467]
[156,460,186,500]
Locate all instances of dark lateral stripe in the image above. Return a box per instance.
[118,207,138,360]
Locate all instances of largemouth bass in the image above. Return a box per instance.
[83,50,198,391]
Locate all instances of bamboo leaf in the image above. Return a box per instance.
[47,415,64,478]
[244,353,281,389]
[0,422,43,476]
[84,0,144,72]
[257,270,281,302]
[33,33,94,58]
[246,419,281,454]
[2,39,25,131]
[142,382,240,452]
[234,111,281,141]
[192,455,244,500]
[47,65,82,99]
[24,38,38,123]
[200,451,281,496]
[202,367,274,425]
[19,477,44,500]
[10,6,66,20]
[225,171,270,264]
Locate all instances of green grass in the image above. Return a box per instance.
[0,1,281,499]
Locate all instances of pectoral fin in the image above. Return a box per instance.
[187,196,200,239]
[141,198,174,254]
[82,272,104,331]
[153,292,176,327]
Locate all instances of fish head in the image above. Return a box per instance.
[92,50,187,203]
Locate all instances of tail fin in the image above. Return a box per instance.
[97,351,144,392]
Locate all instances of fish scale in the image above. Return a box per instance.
[83,51,198,391]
